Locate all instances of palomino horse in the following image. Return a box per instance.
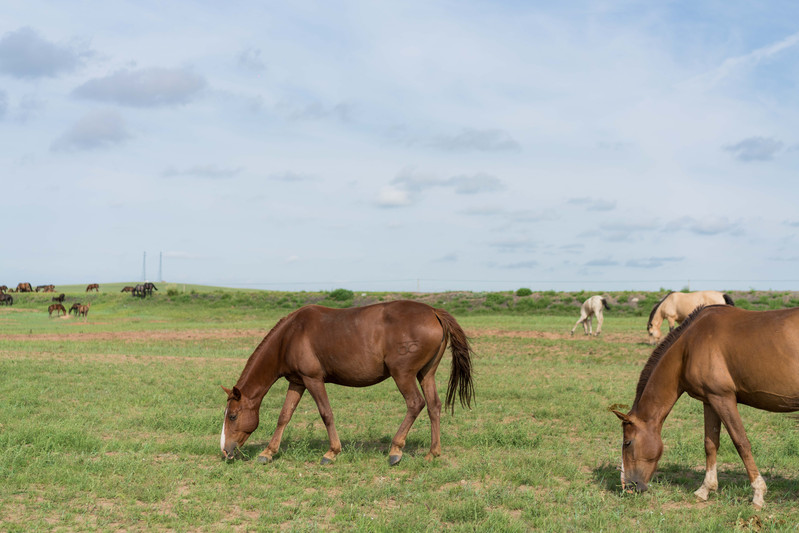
[613,305,799,508]
[221,300,475,466]
[86,283,100,292]
[647,290,734,343]
[570,295,610,336]
[48,303,66,317]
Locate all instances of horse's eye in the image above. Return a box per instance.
[229,413,238,422]
[623,440,632,448]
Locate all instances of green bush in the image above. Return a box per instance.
[328,288,354,301]
[516,288,533,297]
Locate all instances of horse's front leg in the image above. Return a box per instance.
[258,381,305,463]
[707,395,767,508]
[694,403,720,501]
[302,378,342,465]
[388,374,426,466]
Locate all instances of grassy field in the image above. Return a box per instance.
[2,286,799,531]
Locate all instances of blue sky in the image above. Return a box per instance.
[2,1,798,292]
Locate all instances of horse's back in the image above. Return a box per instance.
[682,306,799,410]
[283,301,444,386]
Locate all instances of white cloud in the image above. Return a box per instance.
[50,110,130,151]
[73,67,206,107]
[0,27,89,78]
[724,136,784,161]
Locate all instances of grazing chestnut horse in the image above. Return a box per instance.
[48,303,66,317]
[120,286,135,293]
[570,295,610,336]
[68,303,81,316]
[78,303,90,317]
[612,305,799,509]
[647,290,734,343]
[86,283,100,292]
[221,300,474,466]
[16,282,33,293]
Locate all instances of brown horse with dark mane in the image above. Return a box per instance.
[86,283,100,292]
[613,304,799,508]
[221,300,474,466]
[16,282,33,293]
[48,303,66,317]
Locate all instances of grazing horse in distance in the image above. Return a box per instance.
[613,305,799,509]
[570,295,610,336]
[221,300,475,466]
[0,293,12,306]
[52,293,65,303]
[647,290,734,343]
[143,282,158,296]
[69,303,81,316]
[86,283,100,292]
[78,303,90,317]
[132,284,146,298]
[16,282,33,293]
[120,286,135,293]
[48,303,66,317]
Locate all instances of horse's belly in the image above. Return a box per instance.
[737,390,799,412]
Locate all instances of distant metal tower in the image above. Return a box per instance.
[142,251,147,282]
[159,252,163,282]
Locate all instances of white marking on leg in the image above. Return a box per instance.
[694,463,718,501]
[752,474,767,509]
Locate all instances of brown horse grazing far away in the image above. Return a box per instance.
[647,290,734,343]
[221,300,475,466]
[52,293,65,303]
[78,303,90,317]
[68,303,81,315]
[120,286,135,293]
[48,303,66,317]
[16,282,33,293]
[612,304,799,509]
[86,283,100,292]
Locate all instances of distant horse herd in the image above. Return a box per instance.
[0,281,159,316]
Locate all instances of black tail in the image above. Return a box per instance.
[602,298,610,310]
[723,293,735,306]
[435,308,475,414]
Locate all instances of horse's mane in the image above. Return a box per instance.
[646,291,674,330]
[634,304,707,406]
[235,311,298,384]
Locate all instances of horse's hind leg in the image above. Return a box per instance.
[388,374,426,466]
[418,372,442,461]
[258,381,305,464]
[302,377,342,465]
[595,311,603,336]
[694,403,720,501]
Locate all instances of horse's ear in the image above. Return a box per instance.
[611,409,631,424]
[221,385,232,396]
[232,386,242,401]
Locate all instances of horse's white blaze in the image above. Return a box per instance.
[220,408,228,453]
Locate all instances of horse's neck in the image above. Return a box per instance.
[634,344,684,426]
[236,337,281,403]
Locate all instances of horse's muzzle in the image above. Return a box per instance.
[222,443,240,461]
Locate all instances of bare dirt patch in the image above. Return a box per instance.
[1,328,267,343]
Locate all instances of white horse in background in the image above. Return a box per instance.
[570,295,610,336]
[647,290,735,344]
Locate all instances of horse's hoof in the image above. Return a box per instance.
[388,455,402,466]
[320,457,333,465]
[256,455,272,464]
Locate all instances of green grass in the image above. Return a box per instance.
[2,286,799,530]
